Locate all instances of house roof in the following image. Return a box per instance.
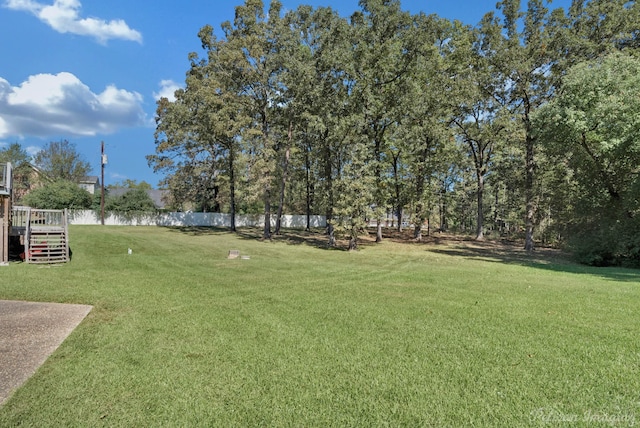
[79,176,99,184]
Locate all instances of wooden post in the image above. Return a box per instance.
[1,162,11,265]
[25,207,31,264]
[1,196,9,264]
[101,141,105,225]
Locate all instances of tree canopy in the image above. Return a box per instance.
[535,52,640,265]
[34,140,92,182]
[149,0,640,262]
[0,142,33,203]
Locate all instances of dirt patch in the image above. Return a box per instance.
[260,227,570,262]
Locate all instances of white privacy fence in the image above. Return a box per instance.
[68,210,327,228]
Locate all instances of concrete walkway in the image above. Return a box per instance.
[0,300,92,405]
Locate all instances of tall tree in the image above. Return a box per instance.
[221,0,288,240]
[334,131,375,251]
[534,52,640,265]
[33,140,91,182]
[493,0,557,252]
[350,0,415,243]
[0,142,32,203]
[150,20,252,229]
[0,142,30,165]
[283,5,353,243]
[400,13,454,241]
[450,16,509,241]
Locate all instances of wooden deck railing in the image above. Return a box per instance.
[11,206,68,232]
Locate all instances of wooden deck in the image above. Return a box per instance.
[1,163,70,264]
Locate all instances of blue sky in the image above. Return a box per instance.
[0,0,571,188]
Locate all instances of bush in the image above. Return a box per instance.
[104,188,157,213]
[22,180,92,210]
[569,218,640,267]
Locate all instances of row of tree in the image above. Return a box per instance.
[0,141,157,213]
[146,0,637,263]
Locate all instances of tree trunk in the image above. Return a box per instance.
[413,199,425,242]
[374,129,383,244]
[391,149,403,233]
[327,222,336,247]
[261,107,271,240]
[305,141,313,232]
[263,185,272,240]
[275,123,292,235]
[524,133,535,252]
[414,223,422,241]
[305,183,312,232]
[348,234,358,251]
[476,170,484,241]
[324,131,336,247]
[229,147,236,232]
[440,187,448,232]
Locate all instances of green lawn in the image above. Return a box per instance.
[1,226,639,427]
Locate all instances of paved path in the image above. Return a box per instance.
[0,300,92,405]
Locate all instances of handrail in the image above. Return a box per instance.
[12,206,67,228]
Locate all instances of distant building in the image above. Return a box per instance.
[147,189,169,209]
[78,176,100,195]
[13,163,51,203]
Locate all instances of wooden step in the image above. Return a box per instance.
[26,229,68,264]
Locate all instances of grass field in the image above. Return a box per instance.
[1,226,639,427]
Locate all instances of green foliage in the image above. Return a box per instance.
[535,52,640,266]
[569,216,640,267]
[0,142,33,201]
[104,188,157,213]
[148,0,640,264]
[109,179,152,191]
[334,139,376,250]
[21,180,92,210]
[33,140,92,182]
[0,142,30,165]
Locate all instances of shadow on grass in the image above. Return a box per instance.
[237,228,357,251]
[164,226,639,282]
[165,226,231,236]
[427,241,640,283]
[165,226,350,251]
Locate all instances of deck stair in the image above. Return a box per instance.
[13,207,69,264]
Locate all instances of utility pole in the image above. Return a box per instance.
[101,141,107,225]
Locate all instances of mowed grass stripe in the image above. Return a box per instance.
[1,226,639,426]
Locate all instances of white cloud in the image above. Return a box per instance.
[25,145,41,156]
[4,0,142,44]
[0,72,147,138]
[154,80,182,103]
